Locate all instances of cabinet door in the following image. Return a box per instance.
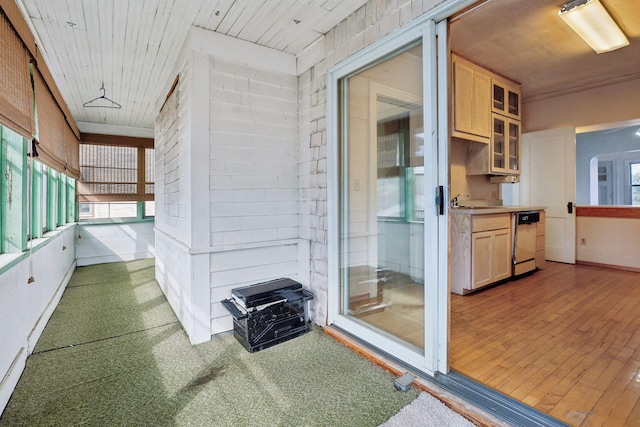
[453,57,491,141]
[491,115,508,174]
[492,228,512,281]
[472,227,512,289]
[492,79,520,120]
[471,231,493,288]
[491,115,521,175]
[507,118,521,174]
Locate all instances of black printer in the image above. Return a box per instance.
[221,278,313,353]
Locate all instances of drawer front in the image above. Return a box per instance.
[536,235,545,251]
[537,222,545,236]
[472,214,511,232]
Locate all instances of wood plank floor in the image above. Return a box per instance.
[451,262,640,427]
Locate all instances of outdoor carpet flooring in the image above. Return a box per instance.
[0,259,423,426]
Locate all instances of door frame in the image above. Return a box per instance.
[326,9,457,374]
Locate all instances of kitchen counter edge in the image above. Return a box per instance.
[449,206,547,215]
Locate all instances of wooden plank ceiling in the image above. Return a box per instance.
[16,0,370,131]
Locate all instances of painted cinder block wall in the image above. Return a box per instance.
[154,28,307,343]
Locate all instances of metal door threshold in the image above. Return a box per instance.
[431,371,568,427]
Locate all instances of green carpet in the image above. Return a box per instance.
[1,259,418,426]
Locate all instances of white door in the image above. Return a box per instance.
[521,127,576,264]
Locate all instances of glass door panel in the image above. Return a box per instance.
[339,42,425,352]
[492,115,506,172]
[508,120,519,172]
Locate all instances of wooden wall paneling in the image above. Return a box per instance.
[576,206,640,219]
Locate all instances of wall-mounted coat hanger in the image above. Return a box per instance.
[83,83,121,109]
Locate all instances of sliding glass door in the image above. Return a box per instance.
[328,21,444,373]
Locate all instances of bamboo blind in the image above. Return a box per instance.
[77,135,154,202]
[0,9,34,138]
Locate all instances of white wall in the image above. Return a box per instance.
[0,225,76,414]
[154,51,210,344]
[155,27,307,342]
[523,78,640,133]
[76,221,155,266]
[577,216,640,270]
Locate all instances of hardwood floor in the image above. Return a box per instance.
[357,280,425,350]
[451,262,640,427]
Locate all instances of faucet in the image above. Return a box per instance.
[451,194,469,208]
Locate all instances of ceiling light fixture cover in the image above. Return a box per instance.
[558,0,629,54]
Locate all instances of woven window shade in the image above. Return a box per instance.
[34,70,66,171]
[78,141,154,202]
[0,10,34,138]
[64,122,80,179]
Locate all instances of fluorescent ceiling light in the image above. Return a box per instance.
[558,0,629,54]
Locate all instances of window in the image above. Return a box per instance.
[66,178,76,223]
[78,139,154,220]
[41,164,48,233]
[30,160,42,239]
[376,96,424,222]
[632,162,640,206]
[58,174,67,226]
[47,169,59,231]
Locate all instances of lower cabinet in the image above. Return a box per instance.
[451,213,512,295]
[472,227,512,288]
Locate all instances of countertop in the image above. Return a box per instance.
[449,205,546,215]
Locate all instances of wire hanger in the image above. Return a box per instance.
[83,83,121,109]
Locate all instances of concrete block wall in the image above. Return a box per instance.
[297,0,441,324]
[155,62,191,245]
[155,28,304,342]
[154,56,210,343]
[207,56,304,333]
[209,57,299,248]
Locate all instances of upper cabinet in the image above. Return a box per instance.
[451,54,491,143]
[490,114,521,174]
[451,52,522,176]
[492,76,521,120]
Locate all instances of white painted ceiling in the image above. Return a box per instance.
[17,0,370,133]
[16,0,640,135]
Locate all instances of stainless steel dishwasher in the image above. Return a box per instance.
[513,211,540,276]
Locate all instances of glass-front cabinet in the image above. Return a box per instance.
[492,77,520,120]
[491,114,520,174]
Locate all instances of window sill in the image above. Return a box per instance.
[0,224,77,275]
[79,217,155,225]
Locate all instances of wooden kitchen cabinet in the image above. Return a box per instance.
[466,114,521,175]
[472,227,512,288]
[451,53,491,143]
[490,114,521,174]
[451,53,522,177]
[492,76,521,120]
[451,213,512,294]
